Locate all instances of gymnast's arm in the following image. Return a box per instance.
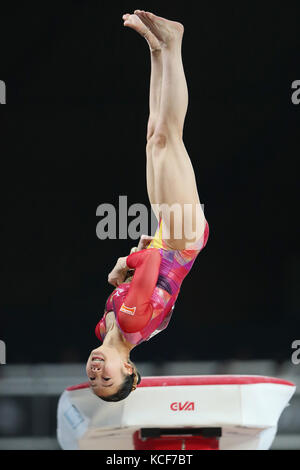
[122,249,161,311]
[103,248,161,335]
[113,249,161,332]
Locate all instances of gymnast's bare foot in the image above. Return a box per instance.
[134,10,184,48]
[122,13,161,52]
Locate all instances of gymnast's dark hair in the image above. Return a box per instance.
[97,360,141,402]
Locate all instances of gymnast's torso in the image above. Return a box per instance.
[95,216,209,346]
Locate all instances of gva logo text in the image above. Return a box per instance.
[0,81,6,104]
[170,401,195,411]
[0,340,6,364]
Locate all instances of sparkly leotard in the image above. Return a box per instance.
[95,215,209,346]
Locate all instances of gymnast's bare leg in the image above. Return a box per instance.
[123,10,206,250]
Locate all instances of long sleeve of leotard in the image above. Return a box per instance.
[115,248,161,333]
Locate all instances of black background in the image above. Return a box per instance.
[0,1,299,364]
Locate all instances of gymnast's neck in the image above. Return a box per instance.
[103,313,135,355]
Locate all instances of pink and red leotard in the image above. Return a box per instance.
[95,216,209,346]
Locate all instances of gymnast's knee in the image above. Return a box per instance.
[152,124,183,149]
[151,131,168,149]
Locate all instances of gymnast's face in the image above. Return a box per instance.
[86,345,133,397]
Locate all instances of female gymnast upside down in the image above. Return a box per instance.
[86,10,209,402]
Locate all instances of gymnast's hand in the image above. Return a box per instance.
[129,235,153,254]
[136,234,153,251]
[108,257,129,287]
[108,236,154,287]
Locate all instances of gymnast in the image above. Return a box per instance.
[86,10,209,401]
